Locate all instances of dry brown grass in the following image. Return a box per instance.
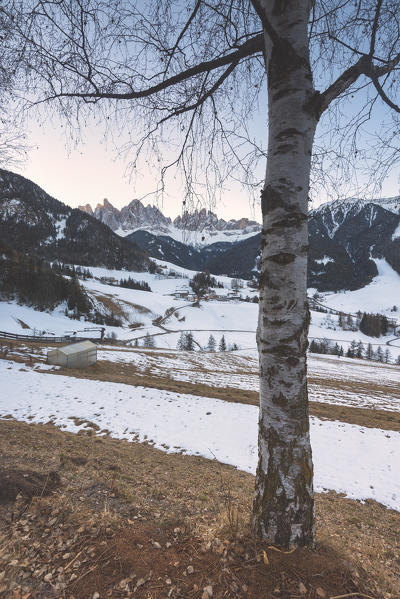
[92,292,128,319]
[0,419,398,598]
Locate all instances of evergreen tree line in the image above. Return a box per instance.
[359,312,390,337]
[242,295,259,303]
[309,338,398,363]
[334,311,393,337]
[0,244,91,314]
[176,332,238,352]
[51,262,93,279]
[189,271,220,297]
[119,277,152,292]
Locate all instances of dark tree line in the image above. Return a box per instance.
[51,262,93,280]
[119,277,152,292]
[359,313,390,337]
[0,242,90,314]
[310,338,394,363]
[309,339,344,357]
[189,271,219,297]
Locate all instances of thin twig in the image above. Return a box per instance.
[329,593,377,599]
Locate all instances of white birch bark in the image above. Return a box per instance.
[252,0,317,548]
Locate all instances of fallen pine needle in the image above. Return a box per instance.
[330,593,377,599]
[267,545,296,554]
[64,549,83,571]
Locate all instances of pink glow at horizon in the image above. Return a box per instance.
[13,121,263,223]
[13,119,400,221]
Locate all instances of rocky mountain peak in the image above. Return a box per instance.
[119,199,171,232]
[79,198,261,241]
[78,203,93,216]
[172,208,260,233]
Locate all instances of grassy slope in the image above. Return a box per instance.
[0,419,399,598]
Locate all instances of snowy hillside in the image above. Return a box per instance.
[1,258,400,362]
[1,358,399,510]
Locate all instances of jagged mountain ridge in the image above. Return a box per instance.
[127,196,400,291]
[0,169,149,271]
[79,198,261,244]
[1,167,399,292]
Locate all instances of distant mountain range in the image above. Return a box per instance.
[82,194,400,291]
[308,197,400,290]
[0,169,148,272]
[78,199,261,246]
[1,168,399,293]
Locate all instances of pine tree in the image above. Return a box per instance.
[207,334,216,352]
[177,331,186,351]
[384,348,391,364]
[185,332,195,351]
[396,354,400,365]
[143,332,155,348]
[346,340,357,358]
[356,341,364,359]
[376,346,384,362]
[219,335,227,352]
[366,343,374,360]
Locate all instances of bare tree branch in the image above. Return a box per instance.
[369,70,400,112]
[36,32,263,102]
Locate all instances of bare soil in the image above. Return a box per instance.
[0,469,60,503]
[0,419,399,599]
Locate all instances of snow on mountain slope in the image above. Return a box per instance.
[312,195,400,225]
[1,359,399,510]
[162,302,257,332]
[118,223,259,246]
[1,257,399,356]
[0,301,83,336]
[82,198,261,248]
[322,259,400,315]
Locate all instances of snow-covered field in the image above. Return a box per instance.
[1,258,400,358]
[2,259,400,516]
[95,347,400,413]
[322,259,400,316]
[0,359,398,511]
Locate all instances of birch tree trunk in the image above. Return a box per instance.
[252,0,318,549]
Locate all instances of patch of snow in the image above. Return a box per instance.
[55,217,67,239]
[115,224,260,248]
[392,222,400,241]
[322,258,400,315]
[314,256,333,266]
[0,360,399,511]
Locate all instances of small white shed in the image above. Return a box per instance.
[47,340,97,368]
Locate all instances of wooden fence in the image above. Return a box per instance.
[0,331,96,344]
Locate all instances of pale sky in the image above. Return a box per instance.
[11,95,400,223]
[13,118,264,223]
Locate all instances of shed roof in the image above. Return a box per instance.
[58,340,97,355]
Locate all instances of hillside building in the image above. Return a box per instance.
[47,340,97,368]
